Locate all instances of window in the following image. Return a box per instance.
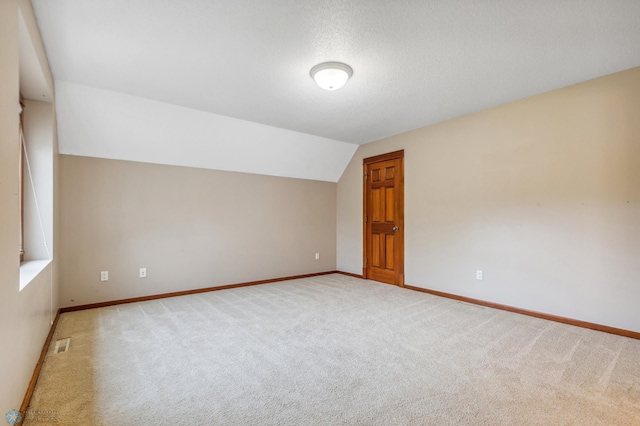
[18,97,55,290]
[19,97,25,263]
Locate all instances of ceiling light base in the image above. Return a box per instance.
[310,62,353,91]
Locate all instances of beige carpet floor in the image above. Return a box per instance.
[25,274,640,425]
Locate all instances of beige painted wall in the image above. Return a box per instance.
[338,67,640,333]
[59,156,337,306]
[0,0,59,415]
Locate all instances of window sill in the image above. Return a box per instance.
[20,259,52,291]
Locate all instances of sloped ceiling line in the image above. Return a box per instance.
[56,81,358,182]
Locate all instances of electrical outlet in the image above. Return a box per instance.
[315,253,320,260]
[139,268,147,278]
[476,270,483,281]
[100,271,108,281]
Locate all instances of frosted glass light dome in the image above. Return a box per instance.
[310,62,353,91]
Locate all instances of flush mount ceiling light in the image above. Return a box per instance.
[310,62,353,91]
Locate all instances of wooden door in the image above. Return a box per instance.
[363,150,404,286]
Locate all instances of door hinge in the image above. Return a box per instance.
[365,216,368,222]
[364,173,368,181]
[365,258,368,265]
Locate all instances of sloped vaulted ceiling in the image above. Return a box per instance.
[33,0,640,182]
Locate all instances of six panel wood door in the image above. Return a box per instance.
[364,151,404,286]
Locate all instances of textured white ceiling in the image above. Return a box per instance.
[31,0,640,178]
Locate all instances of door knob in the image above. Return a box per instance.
[392,226,399,232]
